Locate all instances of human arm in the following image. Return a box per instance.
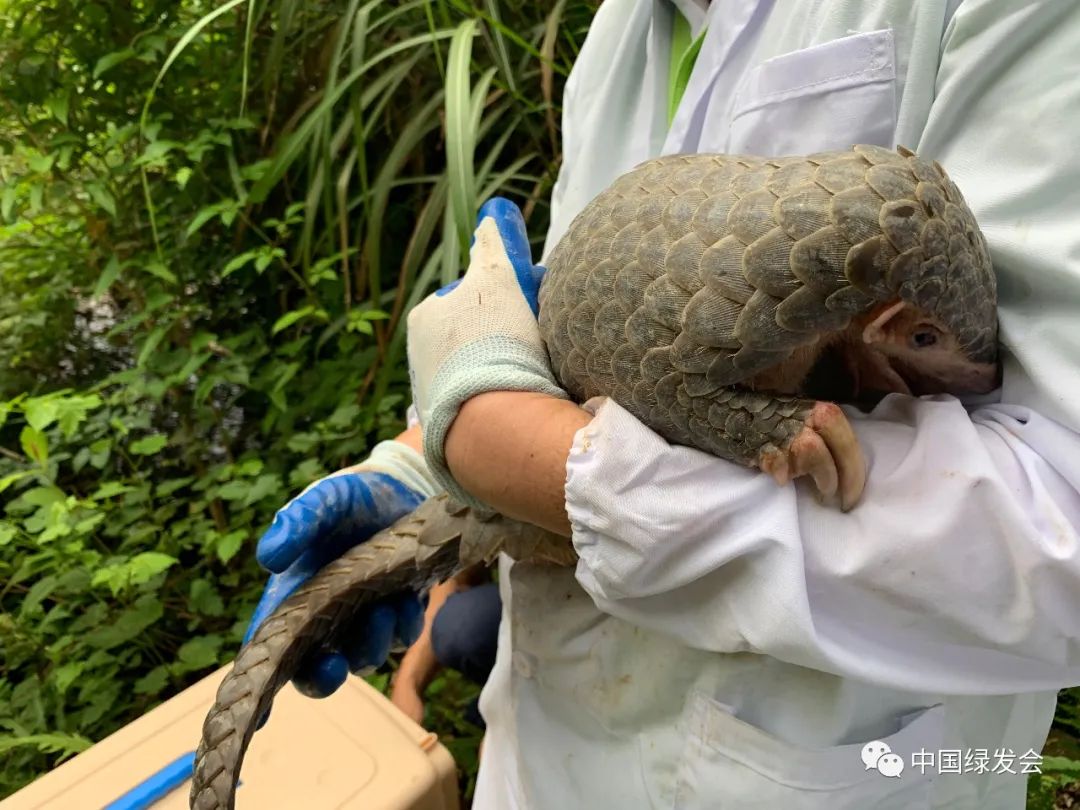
[444,392,589,537]
[389,574,461,725]
[389,565,491,724]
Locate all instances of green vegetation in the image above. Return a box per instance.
[0,0,590,796]
[0,0,1077,805]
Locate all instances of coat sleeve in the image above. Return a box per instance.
[567,0,1080,695]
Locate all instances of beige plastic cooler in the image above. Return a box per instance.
[1,666,459,810]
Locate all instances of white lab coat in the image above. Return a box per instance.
[471,1,1080,808]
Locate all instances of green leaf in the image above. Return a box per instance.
[142,260,178,284]
[1041,756,1080,774]
[242,474,280,506]
[90,554,176,596]
[189,579,225,617]
[92,255,123,298]
[86,182,117,218]
[137,324,169,367]
[138,139,183,163]
[483,0,516,93]
[51,662,86,695]
[237,458,264,477]
[90,481,133,500]
[174,634,223,673]
[74,513,106,534]
[21,575,58,617]
[215,480,248,500]
[24,398,59,431]
[1,185,16,222]
[93,47,136,78]
[156,476,194,497]
[271,305,318,335]
[20,426,47,465]
[186,201,236,236]
[80,681,122,726]
[27,152,55,174]
[130,434,167,455]
[44,92,69,125]
[327,402,361,429]
[0,734,92,757]
[56,393,102,436]
[126,552,178,584]
[216,530,245,563]
[141,0,247,130]
[40,500,73,542]
[0,522,17,546]
[174,166,194,188]
[348,319,373,335]
[88,439,111,469]
[271,361,301,392]
[29,181,44,213]
[84,596,164,649]
[254,247,284,273]
[134,666,170,695]
[289,458,326,489]
[221,248,258,278]
[18,485,63,508]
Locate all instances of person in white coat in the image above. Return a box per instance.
[252,1,1080,808]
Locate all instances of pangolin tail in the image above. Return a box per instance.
[189,495,472,810]
[190,494,573,809]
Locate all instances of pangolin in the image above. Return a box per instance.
[190,145,999,809]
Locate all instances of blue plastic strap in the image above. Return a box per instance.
[101,751,196,810]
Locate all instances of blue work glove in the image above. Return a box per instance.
[243,439,440,703]
[406,197,568,508]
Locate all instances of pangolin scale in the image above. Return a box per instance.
[191,145,998,809]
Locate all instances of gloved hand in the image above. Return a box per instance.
[406,197,568,507]
[243,437,440,703]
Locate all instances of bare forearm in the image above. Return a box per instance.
[393,575,459,691]
[391,569,479,724]
[444,392,592,536]
[394,424,423,454]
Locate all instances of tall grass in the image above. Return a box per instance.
[208,0,593,416]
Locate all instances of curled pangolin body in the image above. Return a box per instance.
[538,144,996,465]
[191,145,998,809]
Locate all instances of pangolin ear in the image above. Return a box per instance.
[861,299,907,345]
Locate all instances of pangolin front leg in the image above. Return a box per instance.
[680,389,865,510]
[757,401,865,510]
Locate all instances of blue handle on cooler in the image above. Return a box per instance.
[101,750,196,810]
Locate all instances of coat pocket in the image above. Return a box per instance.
[672,692,943,810]
[727,29,898,156]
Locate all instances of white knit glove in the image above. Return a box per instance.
[406,198,568,508]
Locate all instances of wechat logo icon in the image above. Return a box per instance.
[862,741,905,778]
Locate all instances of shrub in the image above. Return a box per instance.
[0,0,592,795]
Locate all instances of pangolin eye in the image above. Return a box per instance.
[911,330,938,348]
